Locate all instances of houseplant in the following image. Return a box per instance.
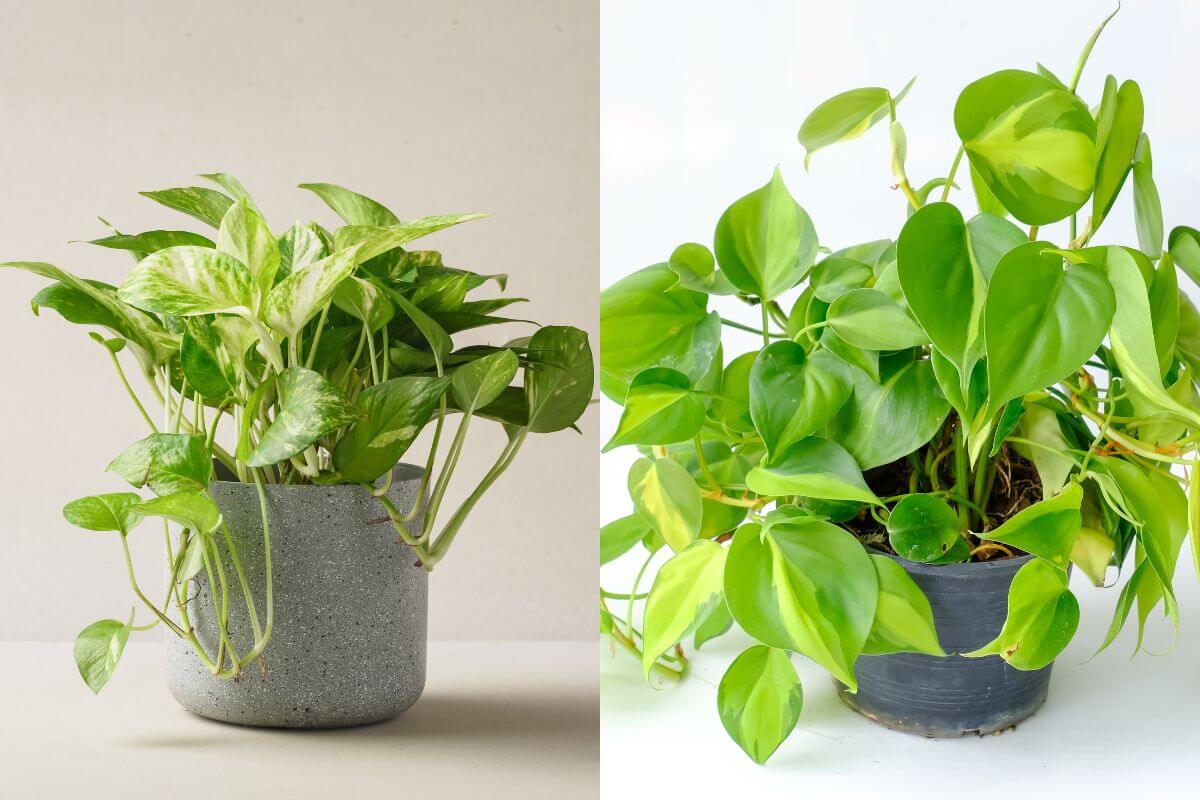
[4,176,592,727]
[600,7,1198,763]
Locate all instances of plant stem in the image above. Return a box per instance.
[694,435,721,492]
[940,145,965,203]
[120,534,186,638]
[760,303,770,348]
[107,351,158,432]
[720,317,783,339]
[953,424,971,529]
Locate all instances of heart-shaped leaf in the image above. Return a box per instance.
[886,494,962,563]
[180,318,236,401]
[451,349,519,414]
[108,434,213,496]
[640,540,727,677]
[62,493,144,535]
[750,342,851,463]
[74,617,132,694]
[717,645,804,765]
[331,375,451,483]
[118,246,258,317]
[247,367,361,467]
[863,555,945,656]
[525,325,594,433]
[140,186,234,228]
[747,437,880,505]
[668,243,737,295]
[130,491,222,535]
[277,221,327,279]
[797,80,912,168]
[263,245,362,337]
[1092,79,1143,232]
[600,514,651,565]
[628,457,702,553]
[217,196,281,294]
[964,558,1079,670]
[604,368,704,452]
[826,288,929,350]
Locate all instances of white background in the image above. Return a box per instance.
[601,0,1200,795]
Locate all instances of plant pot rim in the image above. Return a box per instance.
[211,463,423,493]
[873,547,1035,578]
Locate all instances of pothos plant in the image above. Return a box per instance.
[4,175,592,695]
[600,9,1199,764]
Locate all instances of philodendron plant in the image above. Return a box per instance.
[5,176,592,694]
[600,10,1199,764]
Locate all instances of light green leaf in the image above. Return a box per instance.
[334,215,489,263]
[451,349,519,414]
[886,494,962,563]
[809,257,872,303]
[74,617,131,694]
[140,186,234,228]
[863,555,945,656]
[277,221,327,279]
[667,242,738,295]
[750,342,851,463]
[176,535,208,582]
[724,518,877,689]
[964,558,1079,670]
[969,162,1008,217]
[130,491,222,535]
[966,212,1026,281]
[330,375,451,483]
[1092,79,1143,232]
[979,482,1083,569]
[119,246,258,317]
[713,168,818,300]
[525,325,594,433]
[604,368,704,452]
[747,436,880,506]
[299,182,401,226]
[826,288,929,350]
[87,229,215,259]
[217,196,281,294]
[983,242,1114,417]
[628,457,702,553]
[1011,400,1075,498]
[62,493,144,535]
[108,433,213,496]
[247,367,361,467]
[263,245,362,337]
[332,276,394,332]
[797,80,912,168]
[694,601,734,649]
[955,69,1097,225]
[1169,226,1200,288]
[641,540,727,677]
[717,645,804,765]
[601,514,651,565]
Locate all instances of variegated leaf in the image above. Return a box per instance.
[263,245,362,337]
[277,221,327,279]
[118,246,258,317]
[332,276,394,332]
[217,197,281,294]
[87,230,214,260]
[246,367,362,467]
[199,172,258,209]
[955,70,1097,225]
[139,186,234,228]
[299,182,400,226]
[330,375,451,482]
[332,215,489,263]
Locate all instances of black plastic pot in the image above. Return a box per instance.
[837,552,1054,737]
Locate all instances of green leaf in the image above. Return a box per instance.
[717,645,804,765]
[640,540,727,677]
[199,172,257,208]
[724,518,877,689]
[217,196,281,294]
[329,376,450,483]
[628,457,702,553]
[180,318,235,400]
[333,215,489,263]
[176,535,208,581]
[62,493,144,535]
[383,286,453,375]
[119,246,258,317]
[1169,226,1200,288]
[954,69,1097,225]
[989,397,1026,457]
[1091,80,1143,231]
[108,434,213,496]
[1132,135,1163,258]
[969,162,1008,217]
[747,437,879,506]
[525,325,594,433]
[600,264,720,400]
[667,242,738,295]
[966,212,1026,281]
[797,80,912,168]
[886,494,962,563]
[694,601,734,649]
[863,555,945,656]
[140,186,234,228]
[604,368,704,452]
[450,349,519,414]
[826,359,950,470]
[332,276,394,332]
[87,229,215,258]
[809,257,873,303]
[826,288,929,350]
[1149,252,1180,377]
[600,514,650,565]
[299,182,401,226]
[897,203,985,383]
[277,221,327,279]
[983,242,1114,417]
[713,168,818,300]
[130,492,222,535]
[74,617,131,694]
[964,558,1079,670]
[247,367,361,467]
[750,342,851,463]
[979,482,1082,569]
[263,245,362,338]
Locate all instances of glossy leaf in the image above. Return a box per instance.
[964,558,1079,670]
[74,618,131,694]
[299,182,400,226]
[247,367,361,467]
[628,457,702,553]
[640,540,727,677]
[747,436,879,506]
[217,197,281,294]
[717,645,804,765]
[797,80,912,168]
[809,257,872,303]
[108,434,213,496]
[87,229,214,258]
[713,169,818,300]
[333,276,394,332]
[525,326,594,433]
[263,245,362,337]
[180,318,235,400]
[886,494,962,563]
[140,186,234,228]
[450,350,518,414]
[826,288,929,350]
[130,492,222,535]
[979,482,1083,569]
[600,514,651,565]
[749,342,851,463]
[330,376,451,483]
[668,242,737,295]
[118,246,257,317]
[277,221,327,278]
[955,69,1097,225]
[334,215,489,263]
[62,493,144,535]
[694,601,734,649]
[966,212,1026,281]
[724,518,877,689]
[604,368,704,452]
[863,555,945,656]
[1091,80,1143,231]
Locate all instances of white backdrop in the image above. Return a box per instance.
[601,0,1200,794]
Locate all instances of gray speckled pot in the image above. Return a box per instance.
[165,464,427,728]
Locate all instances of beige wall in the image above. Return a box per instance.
[0,0,597,641]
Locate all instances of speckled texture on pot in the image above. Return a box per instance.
[165,464,427,728]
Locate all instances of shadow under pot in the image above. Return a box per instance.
[165,464,427,728]
[837,552,1054,737]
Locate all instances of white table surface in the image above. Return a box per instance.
[2,640,597,799]
[601,548,1200,798]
